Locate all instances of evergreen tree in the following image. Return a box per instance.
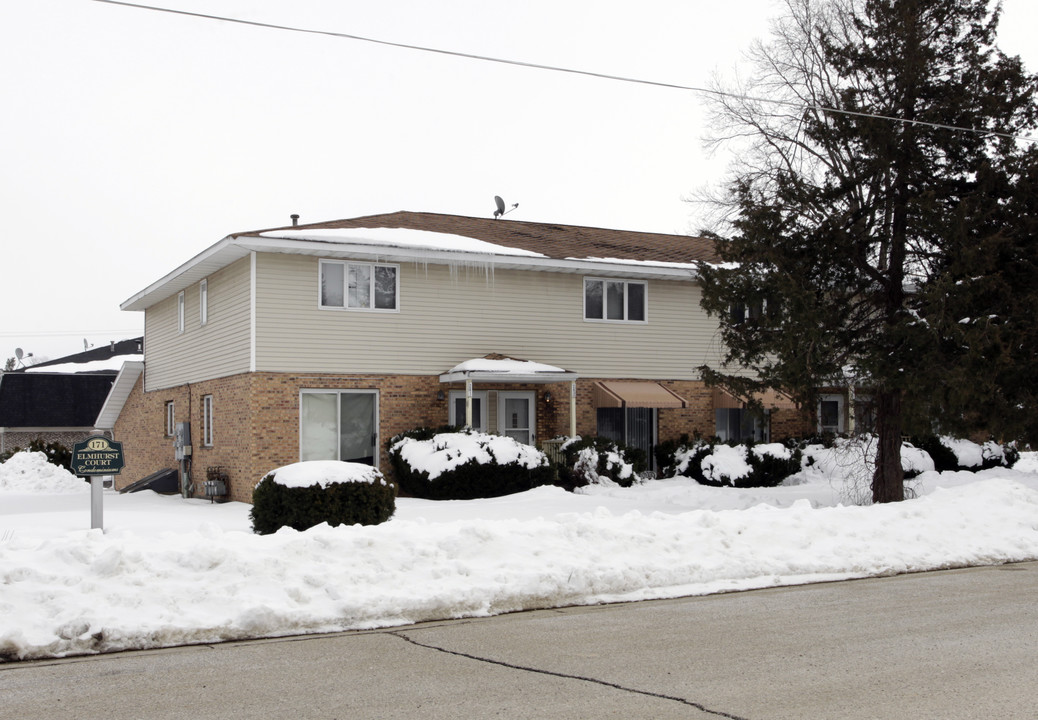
[698,0,1038,502]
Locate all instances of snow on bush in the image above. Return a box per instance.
[392,431,547,480]
[796,436,934,504]
[388,429,555,500]
[0,451,87,494]
[558,436,639,488]
[751,443,793,461]
[701,444,752,485]
[268,460,388,488]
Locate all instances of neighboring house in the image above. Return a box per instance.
[104,212,809,502]
[0,338,143,454]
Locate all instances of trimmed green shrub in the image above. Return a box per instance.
[912,435,1019,472]
[557,436,645,489]
[250,462,396,535]
[388,428,555,500]
[661,439,802,488]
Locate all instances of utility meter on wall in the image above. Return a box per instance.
[174,421,192,460]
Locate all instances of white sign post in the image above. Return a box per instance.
[71,436,125,533]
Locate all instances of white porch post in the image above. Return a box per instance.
[569,380,577,437]
[465,378,473,429]
[847,384,856,436]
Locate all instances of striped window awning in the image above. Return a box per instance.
[592,381,688,409]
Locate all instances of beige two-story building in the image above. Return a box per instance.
[101,212,806,502]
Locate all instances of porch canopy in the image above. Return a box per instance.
[593,381,688,409]
[439,356,580,436]
[712,387,797,410]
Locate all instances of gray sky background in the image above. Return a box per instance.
[2,0,1035,363]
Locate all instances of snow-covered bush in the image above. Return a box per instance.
[250,461,396,534]
[556,436,643,489]
[913,436,1019,472]
[659,438,801,488]
[797,436,932,505]
[387,428,555,500]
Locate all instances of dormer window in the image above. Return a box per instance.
[584,278,646,323]
[320,260,398,311]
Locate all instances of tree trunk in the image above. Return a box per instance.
[873,389,905,503]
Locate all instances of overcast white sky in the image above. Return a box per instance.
[2,0,1035,363]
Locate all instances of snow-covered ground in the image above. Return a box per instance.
[2,449,1038,661]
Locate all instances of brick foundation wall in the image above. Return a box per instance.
[113,371,813,505]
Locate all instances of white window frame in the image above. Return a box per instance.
[319,259,400,312]
[177,292,185,333]
[199,279,208,326]
[299,389,381,466]
[165,401,176,437]
[202,394,214,446]
[448,390,488,432]
[583,277,647,323]
[818,394,845,434]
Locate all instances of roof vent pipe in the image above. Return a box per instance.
[291,214,299,227]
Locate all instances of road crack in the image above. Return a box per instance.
[389,631,750,720]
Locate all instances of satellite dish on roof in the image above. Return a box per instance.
[15,348,23,360]
[493,196,518,219]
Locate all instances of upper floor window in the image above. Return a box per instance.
[199,279,208,325]
[584,278,646,322]
[320,260,398,311]
[177,292,185,333]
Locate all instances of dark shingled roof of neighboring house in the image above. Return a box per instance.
[0,372,117,428]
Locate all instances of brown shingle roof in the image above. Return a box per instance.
[240,211,719,265]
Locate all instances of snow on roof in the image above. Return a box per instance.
[260,227,548,259]
[446,358,568,375]
[23,356,143,374]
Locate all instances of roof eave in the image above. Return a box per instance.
[121,232,703,313]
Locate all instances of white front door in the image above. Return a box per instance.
[498,392,535,445]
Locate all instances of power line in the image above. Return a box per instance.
[91,0,1038,144]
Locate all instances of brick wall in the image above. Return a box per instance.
[113,370,813,504]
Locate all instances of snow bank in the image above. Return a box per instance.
[1,449,1037,662]
[2,477,1037,661]
[0,452,87,494]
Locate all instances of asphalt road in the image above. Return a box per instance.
[3,562,1037,719]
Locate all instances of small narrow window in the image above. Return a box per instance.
[177,292,185,333]
[202,395,214,446]
[165,401,176,437]
[199,279,208,326]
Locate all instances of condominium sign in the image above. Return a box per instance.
[71,436,125,476]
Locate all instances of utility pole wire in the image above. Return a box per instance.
[92,0,1037,144]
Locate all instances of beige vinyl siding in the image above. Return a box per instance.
[144,257,252,391]
[254,254,726,380]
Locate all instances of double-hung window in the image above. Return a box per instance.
[320,260,398,311]
[584,278,646,322]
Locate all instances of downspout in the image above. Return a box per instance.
[569,380,577,437]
